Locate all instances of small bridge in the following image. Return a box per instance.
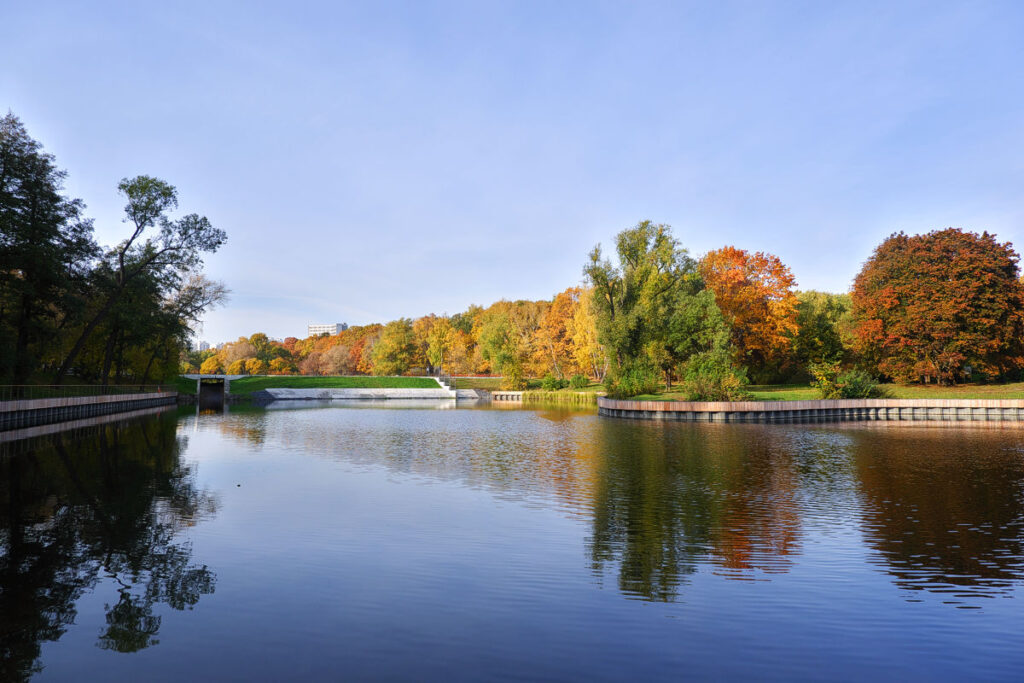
[181,374,246,408]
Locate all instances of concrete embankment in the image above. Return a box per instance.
[0,391,178,431]
[0,404,176,445]
[251,388,483,402]
[598,397,1024,423]
[490,391,599,405]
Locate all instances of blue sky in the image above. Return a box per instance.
[4,1,1023,343]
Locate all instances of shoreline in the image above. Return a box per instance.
[598,396,1024,423]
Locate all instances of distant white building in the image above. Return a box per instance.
[198,341,210,352]
[307,323,348,337]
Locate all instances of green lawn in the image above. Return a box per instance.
[174,376,199,395]
[451,377,604,392]
[178,375,440,396]
[447,377,510,390]
[880,381,1024,399]
[630,381,1024,402]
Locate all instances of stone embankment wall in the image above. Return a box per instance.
[598,397,1024,423]
[0,392,178,431]
[254,388,483,401]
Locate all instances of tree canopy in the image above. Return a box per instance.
[851,228,1024,383]
[698,246,799,378]
[0,113,227,387]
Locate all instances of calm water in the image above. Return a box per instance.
[2,401,1024,681]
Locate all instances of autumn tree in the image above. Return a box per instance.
[698,246,798,378]
[568,288,606,380]
[426,316,455,372]
[851,228,1024,383]
[269,357,293,375]
[199,356,223,374]
[246,358,268,375]
[370,319,416,375]
[321,344,353,375]
[532,287,581,379]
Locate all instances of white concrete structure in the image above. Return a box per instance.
[307,323,348,336]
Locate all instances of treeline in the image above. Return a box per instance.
[185,291,604,386]
[194,219,1024,400]
[0,114,227,387]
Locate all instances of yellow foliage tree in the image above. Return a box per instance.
[200,356,223,374]
[246,358,268,375]
[568,288,605,380]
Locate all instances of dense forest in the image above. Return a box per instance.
[0,113,227,388]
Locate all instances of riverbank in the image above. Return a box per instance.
[633,381,1024,402]
[598,396,1024,423]
[0,390,177,431]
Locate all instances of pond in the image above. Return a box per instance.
[2,401,1024,681]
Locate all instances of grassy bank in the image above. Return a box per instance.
[177,375,440,397]
[522,390,599,406]
[451,377,536,390]
[632,381,1024,402]
[452,376,604,392]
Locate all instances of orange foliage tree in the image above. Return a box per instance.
[851,229,1024,383]
[699,246,798,375]
[532,287,582,379]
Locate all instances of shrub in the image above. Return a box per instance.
[680,349,750,401]
[810,362,881,399]
[568,374,589,390]
[604,362,660,399]
[541,374,569,390]
[501,366,527,390]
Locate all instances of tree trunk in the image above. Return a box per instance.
[100,324,120,388]
[12,295,33,388]
[53,293,121,384]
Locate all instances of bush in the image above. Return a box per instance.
[810,362,880,399]
[568,374,589,389]
[680,349,750,401]
[541,374,569,391]
[501,365,527,390]
[604,362,660,399]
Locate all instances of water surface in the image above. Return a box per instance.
[2,402,1023,681]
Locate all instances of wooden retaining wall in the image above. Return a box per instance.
[597,397,1024,423]
[0,392,178,431]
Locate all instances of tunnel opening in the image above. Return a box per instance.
[198,378,226,410]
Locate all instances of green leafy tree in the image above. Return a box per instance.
[794,291,851,370]
[0,113,98,384]
[54,175,226,383]
[585,221,741,395]
[478,310,526,389]
[584,221,696,371]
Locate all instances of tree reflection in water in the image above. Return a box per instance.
[851,427,1024,605]
[0,411,217,680]
[200,405,1024,608]
[586,421,803,601]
